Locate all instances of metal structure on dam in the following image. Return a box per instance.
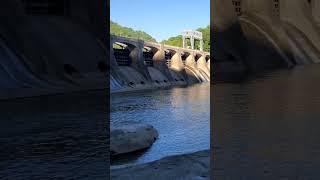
[110,35,210,91]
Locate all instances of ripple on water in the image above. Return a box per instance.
[111,83,210,165]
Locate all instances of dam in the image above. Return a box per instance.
[0,0,107,99]
[0,0,210,96]
[110,35,210,92]
[213,0,320,81]
[212,0,320,179]
[0,0,210,179]
[0,1,110,179]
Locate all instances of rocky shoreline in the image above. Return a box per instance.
[110,150,210,180]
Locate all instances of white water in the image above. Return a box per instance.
[110,74,123,91]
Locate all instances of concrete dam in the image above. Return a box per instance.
[212,0,320,81]
[110,35,210,92]
[0,0,107,98]
[0,0,209,96]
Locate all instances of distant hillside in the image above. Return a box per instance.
[110,21,157,42]
[161,25,210,52]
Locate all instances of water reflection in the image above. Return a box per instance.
[213,64,320,179]
[111,83,210,165]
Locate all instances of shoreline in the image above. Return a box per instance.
[0,82,199,100]
[110,82,189,95]
[110,150,210,180]
[111,82,211,95]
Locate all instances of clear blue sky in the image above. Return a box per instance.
[110,0,210,42]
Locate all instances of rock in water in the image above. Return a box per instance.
[110,123,158,155]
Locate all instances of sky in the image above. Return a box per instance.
[110,0,210,42]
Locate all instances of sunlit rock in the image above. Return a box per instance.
[110,123,158,155]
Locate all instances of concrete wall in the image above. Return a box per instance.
[0,0,107,88]
[212,1,249,81]
[110,36,210,87]
[212,0,320,81]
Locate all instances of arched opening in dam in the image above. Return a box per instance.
[195,54,210,82]
[111,41,148,88]
[164,49,187,84]
[143,46,169,85]
[113,42,132,66]
[181,52,188,66]
[165,50,172,67]
[182,52,203,83]
[143,47,154,67]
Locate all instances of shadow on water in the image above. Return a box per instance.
[213,64,320,179]
[0,91,108,180]
[111,148,149,165]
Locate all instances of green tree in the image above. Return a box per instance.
[110,21,157,42]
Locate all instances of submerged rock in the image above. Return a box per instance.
[110,123,158,155]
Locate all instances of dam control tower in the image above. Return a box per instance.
[182,30,203,51]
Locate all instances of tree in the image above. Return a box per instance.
[110,21,157,42]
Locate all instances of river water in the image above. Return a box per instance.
[111,83,210,165]
[0,91,108,180]
[213,64,320,179]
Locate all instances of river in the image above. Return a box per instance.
[213,64,320,179]
[0,91,108,180]
[111,83,210,165]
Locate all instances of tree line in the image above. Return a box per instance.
[110,21,210,52]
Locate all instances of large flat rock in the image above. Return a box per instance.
[110,150,210,180]
[110,123,158,155]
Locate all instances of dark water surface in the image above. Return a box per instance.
[0,91,108,180]
[213,64,320,179]
[111,83,210,165]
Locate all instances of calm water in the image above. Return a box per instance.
[213,64,320,179]
[111,83,210,165]
[0,91,108,180]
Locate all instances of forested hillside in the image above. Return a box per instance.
[110,21,157,42]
